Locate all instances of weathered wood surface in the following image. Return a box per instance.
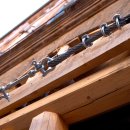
[0,0,66,52]
[29,112,68,130]
[0,19,130,117]
[63,84,130,124]
[0,0,117,75]
[0,56,130,130]
[0,0,128,87]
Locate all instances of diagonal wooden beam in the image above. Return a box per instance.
[0,56,130,130]
[0,22,130,117]
[0,0,124,86]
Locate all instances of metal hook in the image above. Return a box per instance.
[81,34,93,48]
[100,23,110,37]
[113,14,122,29]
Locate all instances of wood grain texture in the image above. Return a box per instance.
[0,0,128,87]
[0,0,65,53]
[63,84,130,124]
[0,22,130,117]
[0,56,130,130]
[0,0,117,75]
[29,112,68,130]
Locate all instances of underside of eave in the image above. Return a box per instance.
[0,0,117,76]
[0,0,130,130]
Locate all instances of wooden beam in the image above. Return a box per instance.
[0,0,117,76]
[29,112,68,130]
[0,0,128,87]
[0,0,127,86]
[0,0,65,53]
[0,22,130,116]
[0,56,130,130]
[63,84,130,124]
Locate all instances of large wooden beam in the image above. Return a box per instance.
[0,0,128,86]
[0,0,121,85]
[0,56,130,130]
[0,22,130,116]
[0,0,127,86]
[63,84,130,124]
[0,0,116,75]
[29,112,68,130]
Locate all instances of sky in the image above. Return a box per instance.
[0,0,49,38]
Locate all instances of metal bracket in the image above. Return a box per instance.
[46,0,78,25]
[32,57,55,76]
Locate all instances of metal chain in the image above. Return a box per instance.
[0,13,130,101]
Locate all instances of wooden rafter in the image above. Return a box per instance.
[0,56,130,130]
[0,0,128,87]
[0,0,130,129]
[0,0,117,75]
[0,8,130,117]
